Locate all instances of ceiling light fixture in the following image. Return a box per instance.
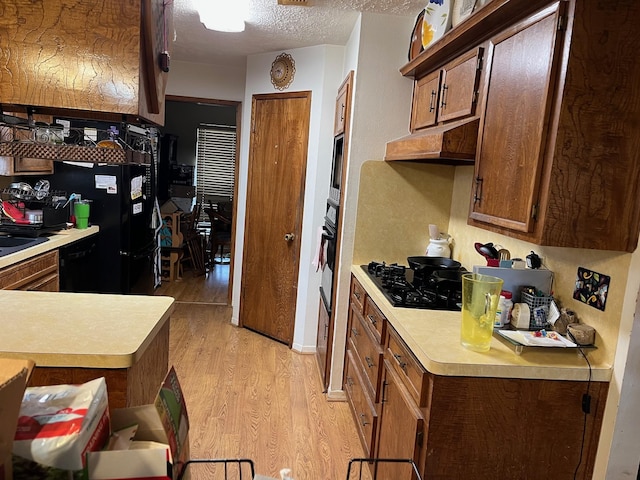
[194,0,249,33]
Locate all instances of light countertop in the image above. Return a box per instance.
[0,225,100,269]
[0,290,175,368]
[352,265,611,382]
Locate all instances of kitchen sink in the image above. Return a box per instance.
[0,235,49,257]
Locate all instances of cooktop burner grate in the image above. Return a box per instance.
[362,262,463,311]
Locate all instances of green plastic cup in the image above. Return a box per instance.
[74,201,90,229]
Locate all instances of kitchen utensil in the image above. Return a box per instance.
[460,273,503,352]
[407,256,461,277]
[474,242,499,260]
[25,209,43,223]
[1,200,30,224]
[426,236,451,258]
[497,248,511,261]
[8,182,34,200]
[526,251,541,269]
[33,179,50,200]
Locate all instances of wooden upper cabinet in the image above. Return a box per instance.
[0,0,172,126]
[410,48,483,132]
[334,80,349,136]
[469,6,561,233]
[410,70,441,131]
[469,0,640,252]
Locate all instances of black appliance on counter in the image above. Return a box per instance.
[363,261,465,310]
[49,161,156,294]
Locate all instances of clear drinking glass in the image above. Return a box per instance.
[460,273,504,352]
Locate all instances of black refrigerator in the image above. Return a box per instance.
[48,161,156,295]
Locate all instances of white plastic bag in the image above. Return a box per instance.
[13,377,110,471]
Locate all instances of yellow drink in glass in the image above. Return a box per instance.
[460,273,504,352]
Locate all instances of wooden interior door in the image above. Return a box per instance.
[240,91,311,345]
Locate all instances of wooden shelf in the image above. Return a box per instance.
[0,141,151,165]
[401,0,554,78]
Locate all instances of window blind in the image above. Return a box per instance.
[196,125,236,210]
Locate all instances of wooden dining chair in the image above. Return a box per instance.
[205,207,232,268]
[180,203,207,276]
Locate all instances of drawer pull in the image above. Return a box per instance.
[367,314,377,326]
[351,327,359,337]
[393,353,407,370]
[354,292,362,301]
[429,89,436,113]
[365,356,374,368]
[360,413,370,426]
[346,376,354,387]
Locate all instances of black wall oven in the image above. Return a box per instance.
[319,199,338,315]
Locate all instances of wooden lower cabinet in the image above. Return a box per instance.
[345,276,607,480]
[377,360,424,479]
[0,250,59,291]
[377,323,607,480]
[345,275,386,463]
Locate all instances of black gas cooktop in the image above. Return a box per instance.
[362,261,463,311]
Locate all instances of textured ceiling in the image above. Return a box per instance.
[172,0,426,67]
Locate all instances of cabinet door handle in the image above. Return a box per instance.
[473,175,483,205]
[429,89,436,113]
[367,314,377,326]
[341,103,345,122]
[365,356,374,368]
[393,353,407,370]
[360,413,370,426]
[382,380,389,403]
[440,84,449,109]
[346,376,354,387]
[354,292,361,301]
[351,327,359,337]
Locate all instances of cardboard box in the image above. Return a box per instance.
[0,358,35,480]
[86,367,190,480]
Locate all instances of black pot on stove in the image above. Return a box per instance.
[429,269,465,309]
[407,256,461,280]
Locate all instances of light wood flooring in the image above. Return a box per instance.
[155,266,370,480]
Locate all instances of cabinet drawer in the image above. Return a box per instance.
[344,349,378,457]
[349,306,384,402]
[386,325,431,407]
[0,250,59,290]
[350,274,365,314]
[364,296,386,343]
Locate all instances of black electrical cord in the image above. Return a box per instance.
[568,330,592,480]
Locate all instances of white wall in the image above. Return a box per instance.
[166,60,246,102]
[599,251,640,478]
[327,11,417,396]
[230,45,346,352]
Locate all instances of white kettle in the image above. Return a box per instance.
[426,225,452,258]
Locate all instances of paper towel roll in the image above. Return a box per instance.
[511,303,530,329]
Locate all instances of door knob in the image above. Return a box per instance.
[284,233,295,241]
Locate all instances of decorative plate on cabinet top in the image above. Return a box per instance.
[422,0,453,50]
[408,9,425,61]
[452,0,490,27]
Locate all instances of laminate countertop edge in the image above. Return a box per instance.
[351,265,611,382]
[0,225,100,269]
[0,291,175,368]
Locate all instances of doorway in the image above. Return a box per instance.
[239,91,312,345]
[155,96,240,305]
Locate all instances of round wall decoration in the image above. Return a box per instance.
[270,53,296,90]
